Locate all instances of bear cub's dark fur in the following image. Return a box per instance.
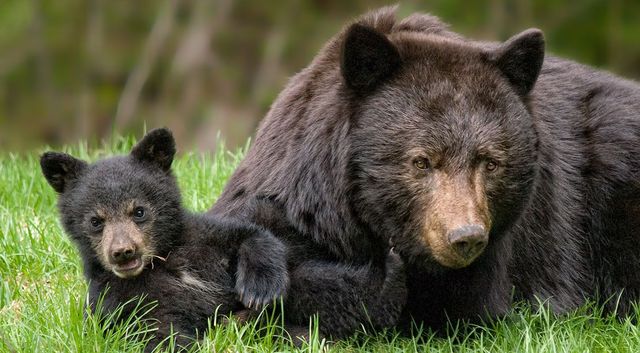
[41,128,289,349]
[41,128,407,349]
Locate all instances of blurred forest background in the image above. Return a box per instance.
[1,0,639,151]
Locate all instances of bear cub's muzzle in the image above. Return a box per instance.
[102,221,149,278]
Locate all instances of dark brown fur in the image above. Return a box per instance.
[42,128,408,347]
[210,6,640,330]
[41,129,290,350]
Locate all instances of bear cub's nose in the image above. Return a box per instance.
[111,245,137,263]
[447,225,488,260]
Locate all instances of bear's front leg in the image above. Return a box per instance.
[284,249,407,339]
[235,232,289,309]
[143,314,197,353]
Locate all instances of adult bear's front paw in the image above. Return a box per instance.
[385,247,405,276]
[235,234,289,309]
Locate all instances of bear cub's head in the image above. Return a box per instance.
[41,128,182,278]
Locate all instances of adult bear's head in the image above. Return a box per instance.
[343,16,543,270]
[215,7,543,267]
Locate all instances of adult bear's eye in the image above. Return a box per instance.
[486,159,499,172]
[90,217,104,230]
[413,157,430,170]
[133,207,146,222]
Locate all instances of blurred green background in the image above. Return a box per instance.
[1,0,639,151]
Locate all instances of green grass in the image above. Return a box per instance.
[1,133,639,352]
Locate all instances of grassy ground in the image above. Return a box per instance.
[1,134,639,352]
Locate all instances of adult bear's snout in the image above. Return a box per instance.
[447,225,488,260]
[421,170,492,269]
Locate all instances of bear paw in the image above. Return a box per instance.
[386,247,405,275]
[235,235,289,309]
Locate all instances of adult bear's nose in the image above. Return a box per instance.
[447,225,488,260]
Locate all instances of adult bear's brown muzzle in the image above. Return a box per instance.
[421,171,491,268]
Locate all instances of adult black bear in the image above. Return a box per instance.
[209,6,640,329]
[41,128,406,350]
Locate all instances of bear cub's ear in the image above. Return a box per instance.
[40,152,88,194]
[130,128,176,172]
[341,24,401,92]
[489,28,545,97]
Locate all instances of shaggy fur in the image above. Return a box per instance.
[41,128,289,350]
[42,128,408,348]
[248,197,407,338]
[209,6,640,330]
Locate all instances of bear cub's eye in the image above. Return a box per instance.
[133,207,146,222]
[90,217,104,230]
[413,157,430,170]
[485,160,499,172]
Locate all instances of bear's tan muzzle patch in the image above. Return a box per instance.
[422,170,491,268]
[101,220,148,278]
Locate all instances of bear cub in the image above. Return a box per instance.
[41,128,289,350]
[41,128,407,349]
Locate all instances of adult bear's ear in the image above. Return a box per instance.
[488,28,545,97]
[40,152,88,194]
[341,24,401,92]
[130,128,176,172]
